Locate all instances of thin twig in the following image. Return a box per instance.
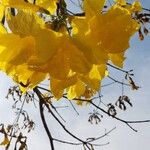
[107,63,128,73]
[87,127,116,143]
[108,76,130,86]
[37,86,52,93]
[68,100,79,115]
[50,103,66,122]
[9,97,26,146]
[101,81,116,87]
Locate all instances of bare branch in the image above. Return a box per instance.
[33,87,54,150]
[62,96,150,132]
[107,76,130,86]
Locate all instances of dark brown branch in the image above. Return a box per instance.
[1,15,5,25]
[33,87,92,150]
[37,87,66,122]
[62,96,150,132]
[91,101,150,132]
[31,87,115,149]
[33,0,36,4]
[36,86,150,132]
[33,87,55,150]
[90,101,150,132]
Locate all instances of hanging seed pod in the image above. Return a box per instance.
[138,28,144,40]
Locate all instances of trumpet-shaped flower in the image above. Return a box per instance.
[0,0,142,100]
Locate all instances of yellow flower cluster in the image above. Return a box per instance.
[0,0,141,100]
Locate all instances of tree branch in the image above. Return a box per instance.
[62,96,150,132]
[107,76,130,86]
[33,87,101,150]
[33,87,55,150]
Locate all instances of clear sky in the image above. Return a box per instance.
[0,0,150,150]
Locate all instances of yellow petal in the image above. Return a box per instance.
[50,78,64,99]
[72,17,108,65]
[2,0,49,14]
[109,52,126,68]
[30,35,91,79]
[84,0,106,17]
[0,23,7,34]
[89,64,107,80]
[131,1,142,12]
[0,5,5,21]
[67,80,86,99]
[7,10,61,63]
[81,76,101,91]
[114,0,126,5]
[50,75,77,99]
[89,5,140,53]
[0,34,35,64]
[35,0,58,14]
[2,63,46,92]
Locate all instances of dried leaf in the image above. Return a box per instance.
[0,134,9,146]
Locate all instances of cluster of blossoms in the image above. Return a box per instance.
[0,0,142,101]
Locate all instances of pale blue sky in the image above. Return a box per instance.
[0,0,150,150]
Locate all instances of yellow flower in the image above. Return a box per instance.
[7,10,61,63]
[50,74,77,99]
[0,0,141,100]
[72,0,140,66]
[130,1,142,12]
[67,80,86,100]
[5,11,92,96]
[35,0,58,14]
[114,0,126,5]
[0,0,50,14]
